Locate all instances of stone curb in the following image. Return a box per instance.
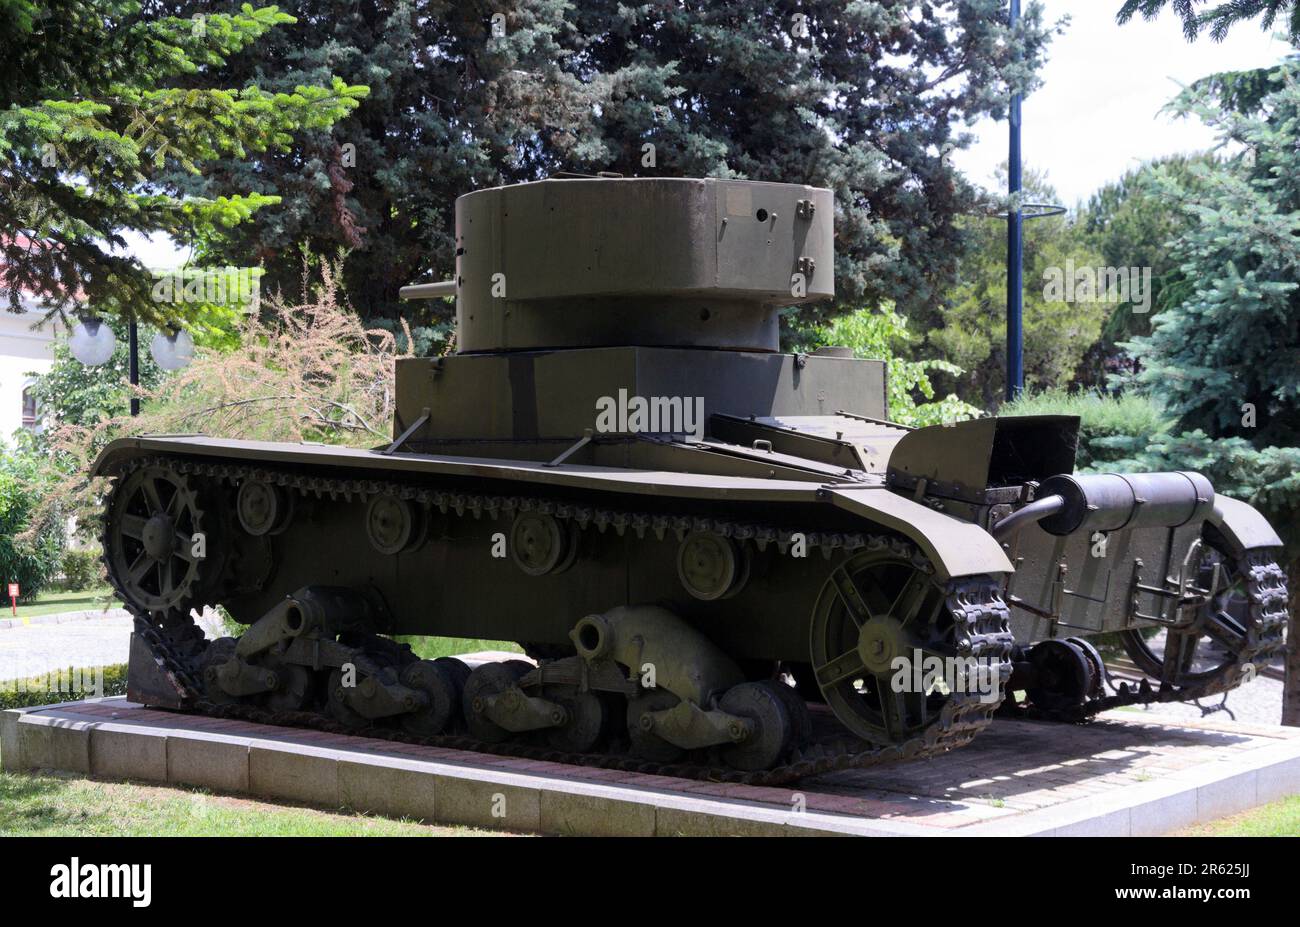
[6,697,1300,837]
[0,607,130,630]
[0,701,929,836]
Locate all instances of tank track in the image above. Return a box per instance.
[1008,552,1289,724]
[105,454,1014,787]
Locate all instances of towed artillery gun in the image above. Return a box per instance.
[96,177,1288,783]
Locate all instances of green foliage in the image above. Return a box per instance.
[0,1,367,326]
[1118,53,1300,560]
[1002,389,1174,471]
[1078,154,1215,354]
[929,167,1110,408]
[162,0,1058,340]
[1116,0,1300,44]
[59,549,101,592]
[788,306,983,427]
[0,664,127,712]
[27,319,167,430]
[0,434,65,599]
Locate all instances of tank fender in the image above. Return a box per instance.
[1208,496,1283,555]
[826,487,1013,582]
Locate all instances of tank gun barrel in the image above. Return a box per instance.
[399,281,456,299]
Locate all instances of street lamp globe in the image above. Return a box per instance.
[68,317,117,366]
[150,328,194,371]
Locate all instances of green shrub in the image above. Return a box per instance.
[1002,389,1174,472]
[787,306,984,426]
[0,664,127,712]
[0,468,64,601]
[59,548,101,592]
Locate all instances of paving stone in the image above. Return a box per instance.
[249,745,340,808]
[167,735,249,793]
[18,718,89,773]
[1197,772,1256,821]
[338,758,436,821]
[90,727,167,782]
[538,788,657,836]
[0,709,23,770]
[433,774,540,832]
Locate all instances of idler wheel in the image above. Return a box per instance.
[677,531,746,600]
[399,659,461,736]
[462,660,534,743]
[366,495,423,555]
[236,479,292,536]
[719,681,792,772]
[544,687,609,753]
[510,512,577,576]
[625,689,685,763]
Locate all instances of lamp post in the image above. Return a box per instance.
[68,317,192,415]
[1006,0,1024,403]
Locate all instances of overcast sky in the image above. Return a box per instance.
[124,2,1292,267]
[952,0,1292,207]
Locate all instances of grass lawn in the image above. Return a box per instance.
[1176,794,1300,837]
[396,636,523,661]
[0,770,509,837]
[10,586,123,620]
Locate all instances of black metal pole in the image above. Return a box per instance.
[1006,0,1025,402]
[128,321,140,417]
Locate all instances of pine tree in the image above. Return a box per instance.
[1119,52,1300,722]
[1117,0,1300,43]
[0,1,368,323]
[157,0,1057,341]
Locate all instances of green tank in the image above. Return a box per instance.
[94,176,1288,784]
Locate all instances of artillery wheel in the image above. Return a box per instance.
[399,659,461,736]
[808,546,968,745]
[1119,531,1282,688]
[719,681,792,772]
[106,465,209,614]
[625,690,685,762]
[463,660,533,743]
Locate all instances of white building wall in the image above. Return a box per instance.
[0,305,60,442]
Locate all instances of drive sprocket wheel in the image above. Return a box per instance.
[808,543,1010,745]
[105,464,210,614]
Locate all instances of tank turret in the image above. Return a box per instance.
[402,176,834,353]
